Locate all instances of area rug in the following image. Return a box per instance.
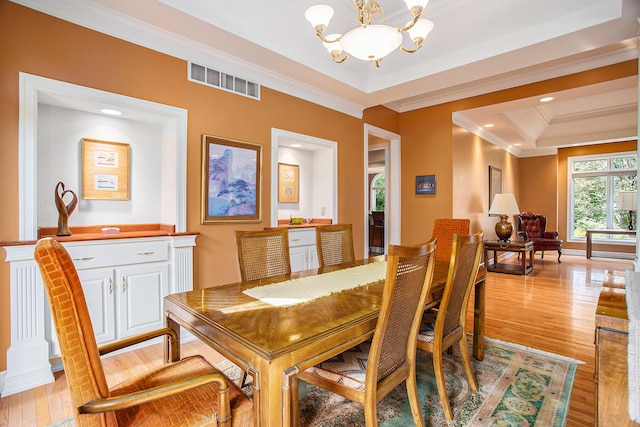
[218,338,578,427]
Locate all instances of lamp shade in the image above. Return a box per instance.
[489,193,520,215]
[617,191,637,211]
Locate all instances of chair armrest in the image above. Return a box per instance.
[98,327,178,358]
[517,231,529,241]
[79,371,231,422]
[543,231,559,239]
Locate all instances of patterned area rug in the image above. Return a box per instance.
[219,338,578,427]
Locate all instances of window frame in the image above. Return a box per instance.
[370,172,385,212]
[567,151,637,244]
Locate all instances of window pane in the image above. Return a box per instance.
[573,176,606,238]
[374,189,384,211]
[613,175,637,233]
[573,159,607,172]
[613,156,637,170]
[373,174,385,187]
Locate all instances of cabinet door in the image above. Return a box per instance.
[308,246,319,269]
[77,267,117,345]
[118,263,169,338]
[290,246,307,272]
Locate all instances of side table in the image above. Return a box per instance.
[484,240,534,275]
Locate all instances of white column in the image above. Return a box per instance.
[1,244,54,396]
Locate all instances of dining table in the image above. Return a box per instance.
[164,257,486,427]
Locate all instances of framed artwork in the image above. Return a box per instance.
[489,165,502,216]
[81,138,130,200]
[415,174,436,194]
[278,163,299,203]
[201,135,262,223]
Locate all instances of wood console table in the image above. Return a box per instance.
[586,229,636,259]
[594,270,640,426]
[484,240,534,275]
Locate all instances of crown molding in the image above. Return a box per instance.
[10,0,366,118]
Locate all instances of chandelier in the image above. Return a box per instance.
[305,0,434,67]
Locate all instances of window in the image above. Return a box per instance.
[370,173,385,211]
[569,152,636,241]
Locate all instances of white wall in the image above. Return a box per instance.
[37,104,164,227]
[277,147,334,221]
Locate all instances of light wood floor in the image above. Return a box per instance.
[0,252,632,426]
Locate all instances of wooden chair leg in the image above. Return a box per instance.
[363,392,379,427]
[433,350,453,420]
[558,250,562,263]
[291,375,299,427]
[458,338,477,391]
[406,367,425,427]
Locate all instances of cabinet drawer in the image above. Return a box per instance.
[288,229,316,247]
[65,240,169,269]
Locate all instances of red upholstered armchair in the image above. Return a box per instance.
[514,212,562,263]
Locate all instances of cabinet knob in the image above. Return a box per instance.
[108,277,113,295]
[122,277,127,293]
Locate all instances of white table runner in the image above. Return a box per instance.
[625,270,640,422]
[243,261,387,307]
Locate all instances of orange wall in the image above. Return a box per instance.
[0,2,375,370]
[519,155,558,230]
[452,125,520,239]
[0,1,637,373]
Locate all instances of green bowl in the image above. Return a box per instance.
[290,217,303,225]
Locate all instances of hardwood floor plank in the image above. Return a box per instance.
[0,253,632,426]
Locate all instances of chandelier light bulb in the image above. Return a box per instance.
[305,5,334,33]
[406,18,434,43]
[402,0,429,14]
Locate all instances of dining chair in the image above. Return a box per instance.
[431,218,470,263]
[291,238,437,426]
[235,228,291,281]
[369,211,385,254]
[417,230,484,420]
[33,237,253,427]
[315,223,355,268]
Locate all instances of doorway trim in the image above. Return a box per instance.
[364,124,401,256]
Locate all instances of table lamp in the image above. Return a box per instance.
[616,191,637,230]
[489,193,521,242]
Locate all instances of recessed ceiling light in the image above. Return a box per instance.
[513,143,521,146]
[100,108,122,116]
[483,123,494,128]
[291,143,302,148]
[539,96,555,103]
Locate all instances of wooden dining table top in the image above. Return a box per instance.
[166,258,458,360]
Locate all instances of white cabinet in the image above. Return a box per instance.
[288,228,318,272]
[2,233,197,396]
[48,240,171,357]
[73,263,169,350]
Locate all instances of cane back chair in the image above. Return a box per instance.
[417,231,484,420]
[291,238,437,426]
[235,228,291,281]
[315,223,355,268]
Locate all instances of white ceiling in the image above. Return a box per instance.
[14,0,639,157]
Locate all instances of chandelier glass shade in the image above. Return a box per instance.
[305,0,434,67]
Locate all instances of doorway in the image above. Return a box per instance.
[364,124,401,257]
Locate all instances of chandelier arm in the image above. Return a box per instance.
[315,32,343,44]
[332,53,349,64]
[400,43,423,54]
[398,13,422,32]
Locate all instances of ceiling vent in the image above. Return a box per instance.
[189,62,260,100]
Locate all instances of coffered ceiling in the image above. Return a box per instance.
[12,0,639,157]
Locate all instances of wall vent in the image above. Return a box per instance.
[189,62,260,100]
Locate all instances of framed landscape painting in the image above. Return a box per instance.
[201,135,262,223]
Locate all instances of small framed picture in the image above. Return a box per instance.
[416,175,436,194]
[82,138,130,200]
[278,163,299,203]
